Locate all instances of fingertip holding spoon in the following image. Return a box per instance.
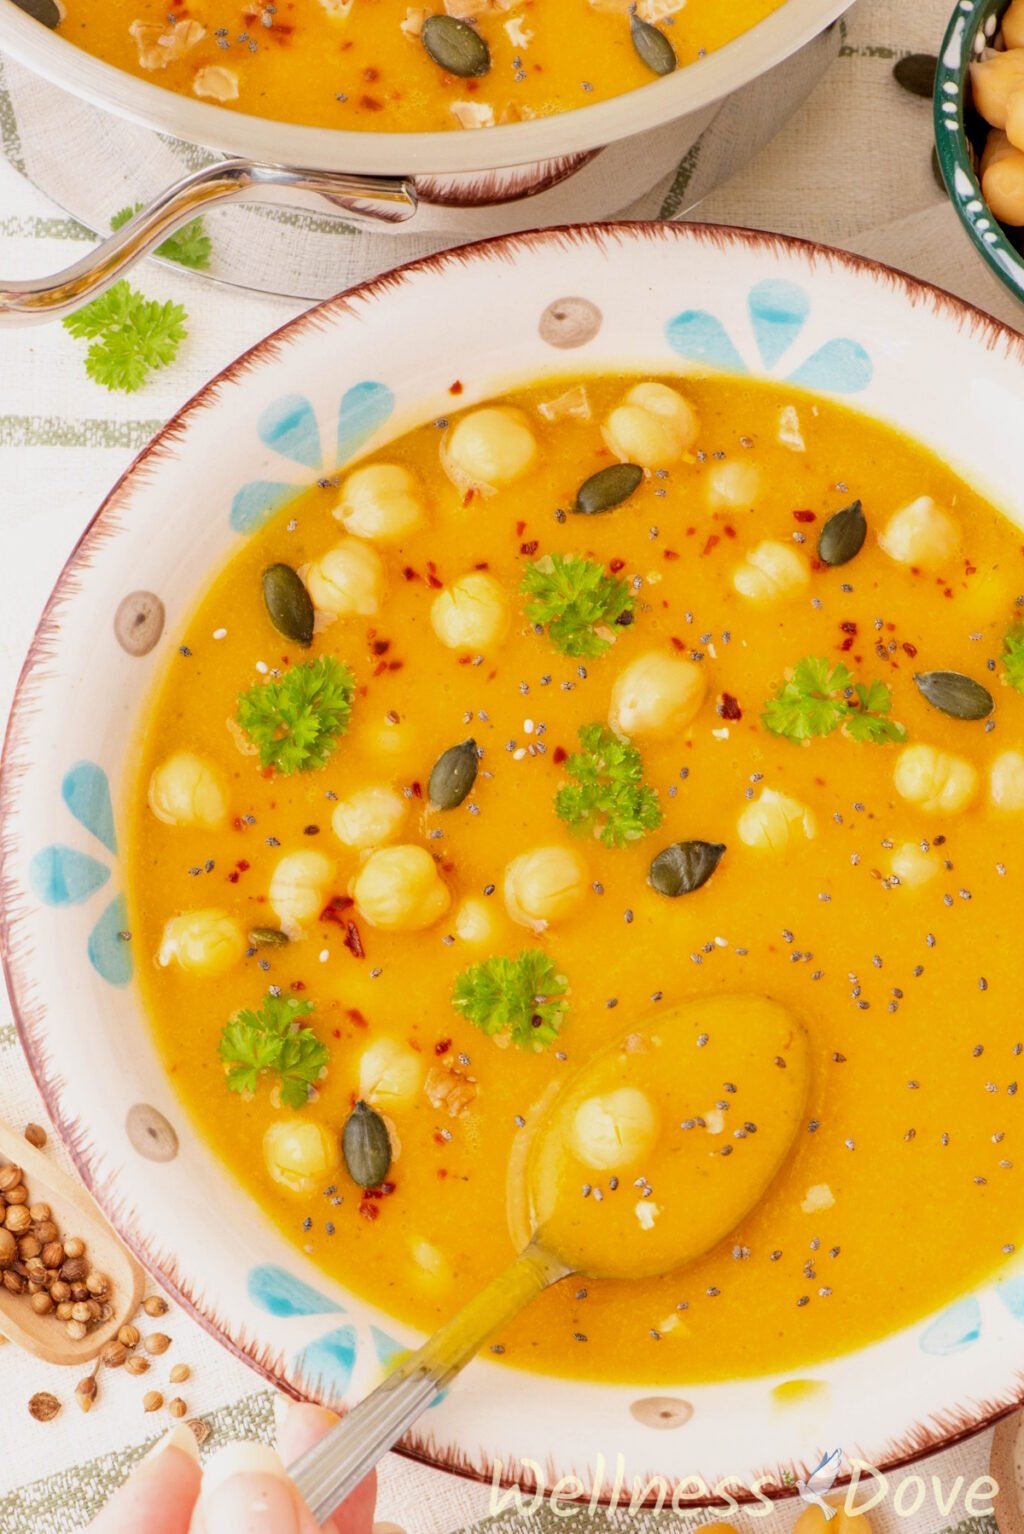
[290,994,811,1522]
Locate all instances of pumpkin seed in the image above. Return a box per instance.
[248,926,290,947]
[342,1101,392,1189]
[629,11,676,76]
[817,499,867,567]
[574,463,644,516]
[11,0,61,26]
[262,563,314,648]
[914,670,994,721]
[428,739,478,810]
[421,14,490,77]
[893,53,937,99]
[648,841,726,898]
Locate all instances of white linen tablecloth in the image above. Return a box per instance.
[0,0,1020,1526]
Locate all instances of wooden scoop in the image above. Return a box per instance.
[0,1118,145,1365]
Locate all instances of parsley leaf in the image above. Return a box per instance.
[1003,624,1024,695]
[236,656,355,774]
[521,553,633,658]
[762,656,905,745]
[111,204,213,271]
[554,722,662,847]
[452,951,568,1050]
[218,994,328,1109]
[63,280,187,394]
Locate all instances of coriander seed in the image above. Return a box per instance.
[168,1398,188,1419]
[28,1392,61,1422]
[169,1363,191,1384]
[144,1332,171,1356]
[102,1340,127,1368]
[143,1390,164,1413]
[23,1124,47,1149]
[64,1237,85,1259]
[118,1324,140,1348]
[125,1356,150,1376]
[143,1295,169,1317]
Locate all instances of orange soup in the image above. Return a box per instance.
[126,373,1024,1384]
[53,0,786,133]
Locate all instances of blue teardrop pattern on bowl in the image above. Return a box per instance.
[370,1326,446,1408]
[293,1325,358,1402]
[231,481,302,536]
[747,280,810,369]
[258,395,323,470]
[247,1265,344,1319]
[337,382,395,467]
[87,894,133,986]
[29,845,110,906]
[996,1273,1024,1322]
[920,1296,982,1355]
[787,338,873,396]
[665,311,748,374]
[62,761,117,854]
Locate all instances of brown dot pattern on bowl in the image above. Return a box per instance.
[629,1396,695,1429]
[126,1103,179,1162]
[539,297,602,349]
[115,592,165,657]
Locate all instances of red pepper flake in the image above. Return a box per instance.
[718,693,742,721]
[463,488,478,507]
[291,980,306,992]
[387,660,404,671]
[320,896,355,925]
[435,1037,452,1055]
[965,562,977,576]
[363,65,379,81]
[793,509,817,523]
[449,380,464,395]
[426,574,443,590]
[232,816,247,831]
[227,870,239,884]
[359,95,384,111]
[473,560,490,570]
[840,621,858,635]
[838,636,855,651]
[670,636,685,652]
[701,534,720,557]
[347,1008,367,1028]
[552,745,567,765]
[433,1131,448,1146]
[609,558,626,573]
[663,549,680,561]
[410,781,423,799]
[436,1168,448,1180]
[515,520,527,537]
[520,540,539,556]
[722,524,737,539]
[359,1201,380,1222]
[902,641,918,658]
[373,659,388,677]
[402,566,420,582]
[344,921,366,959]
[372,639,391,656]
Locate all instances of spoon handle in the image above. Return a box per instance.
[289,1241,566,1524]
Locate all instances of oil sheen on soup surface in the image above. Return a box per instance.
[56,0,785,133]
[127,373,1024,1385]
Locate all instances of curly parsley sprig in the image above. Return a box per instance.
[236,655,355,774]
[521,553,634,658]
[762,656,906,745]
[554,722,662,847]
[452,951,568,1050]
[1002,623,1024,695]
[111,204,213,271]
[219,994,328,1109]
[62,280,187,394]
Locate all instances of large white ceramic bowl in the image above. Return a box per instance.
[3,224,1024,1505]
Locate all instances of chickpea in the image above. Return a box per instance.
[704,459,761,511]
[157,910,244,976]
[1005,0,1024,49]
[454,895,500,945]
[147,752,228,829]
[263,1120,339,1194]
[331,786,407,850]
[305,539,384,618]
[1007,93,1024,154]
[732,540,809,602]
[352,845,450,931]
[358,1036,424,1111]
[737,788,817,851]
[269,850,335,934]
[982,130,1024,224]
[893,743,978,816]
[442,407,538,492]
[602,381,699,467]
[503,845,587,932]
[335,463,426,542]
[970,49,1024,130]
[430,571,509,653]
[990,750,1024,810]
[878,496,960,571]
[891,842,938,888]
[608,651,707,740]
[571,1088,658,1171]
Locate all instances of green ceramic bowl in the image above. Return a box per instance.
[935,0,1024,306]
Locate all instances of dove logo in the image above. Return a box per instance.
[797,1449,844,1520]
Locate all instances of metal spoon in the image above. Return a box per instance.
[290,994,811,1522]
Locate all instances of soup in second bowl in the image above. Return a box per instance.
[53,0,786,133]
[126,371,1024,1384]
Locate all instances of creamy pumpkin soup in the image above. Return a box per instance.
[50,0,786,133]
[127,374,1024,1385]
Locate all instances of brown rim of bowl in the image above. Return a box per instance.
[3,220,1024,1504]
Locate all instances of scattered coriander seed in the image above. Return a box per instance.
[143,1295,169,1317]
[23,1124,47,1149]
[125,1356,150,1377]
[169,1397,188,1419]
[118,1324,141,1348]
[170,1363,191,1384]
[144,1333,172,1356]
[143,1390,164,1413]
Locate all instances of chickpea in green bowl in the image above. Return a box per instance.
[936,0,1024,306]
